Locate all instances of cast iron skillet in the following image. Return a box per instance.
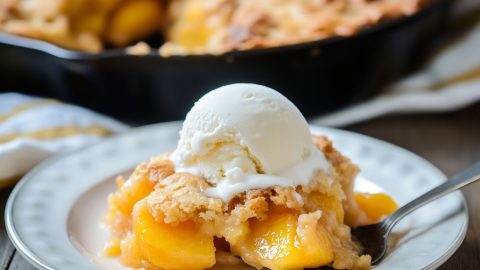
[0,0,453,122]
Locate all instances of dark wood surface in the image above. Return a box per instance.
[0,103,479,270]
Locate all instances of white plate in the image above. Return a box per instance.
[5,122,468,270]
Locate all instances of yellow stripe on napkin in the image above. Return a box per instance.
[432,66,480,90]
[0,99,59,123]
[0,125,113,144]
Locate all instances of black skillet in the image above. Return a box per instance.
[0,0,454,122]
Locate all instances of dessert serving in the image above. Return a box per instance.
[0,0,429,55]
[103,84,397,270]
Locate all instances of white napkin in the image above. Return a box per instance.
[312,1,480,127]
[0,93,129,185]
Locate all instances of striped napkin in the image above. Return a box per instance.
[312,0,480,127]
[0,93,128,187]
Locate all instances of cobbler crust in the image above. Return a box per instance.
[107,135,372,269]
[162,0,430,56]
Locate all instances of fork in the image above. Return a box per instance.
[351,162,480,265]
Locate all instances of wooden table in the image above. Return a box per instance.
[0,103,479,269]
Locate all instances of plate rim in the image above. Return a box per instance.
[5,121,469,270]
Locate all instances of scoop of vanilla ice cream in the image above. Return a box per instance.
[171,83,315,184]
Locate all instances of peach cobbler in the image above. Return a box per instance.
[0,0,428,55]
[103,84,397,270]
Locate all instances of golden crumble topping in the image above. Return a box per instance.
[161,0,430,56]
[0,0,428,54]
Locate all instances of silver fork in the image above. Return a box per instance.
[351,162,480,265]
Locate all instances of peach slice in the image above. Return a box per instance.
[103,238,121,257]
[132,200,216,270]
[104,175,156,253]
[108,175,155,216]
[307,192,344,224]
[106,0,163,46]
[355,193,398,222]
[168,0,229,50]
[247,207,334,270]
[119,233,148,269]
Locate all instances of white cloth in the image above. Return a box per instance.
[0,93,129,181]
[312,1,480,127]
